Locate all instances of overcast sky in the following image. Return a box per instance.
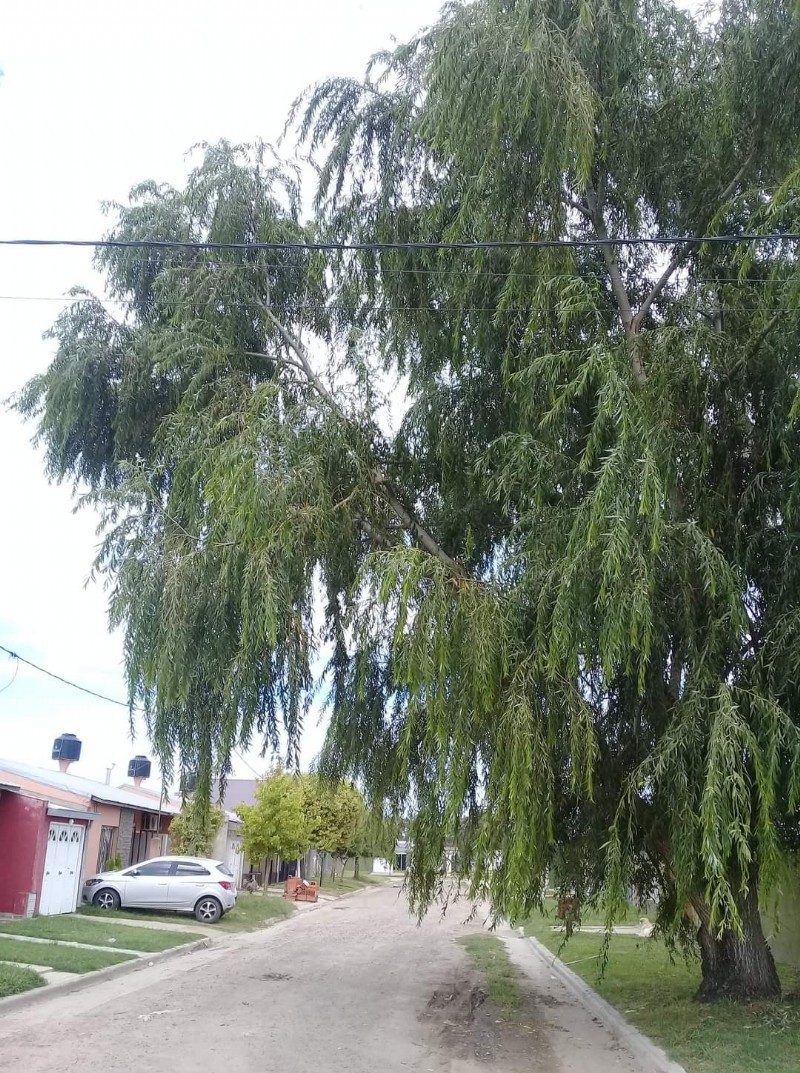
[0,0,441,787]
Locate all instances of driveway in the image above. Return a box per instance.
[0,884,643,1073]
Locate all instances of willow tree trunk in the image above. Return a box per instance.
[691,884,780,1002]
[354,856,360,880]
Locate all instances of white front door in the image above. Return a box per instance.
[40,823,85,915]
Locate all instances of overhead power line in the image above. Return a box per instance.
[0,293,797,317]
[0,642,140,711]
[0,642,278,781]
[0,233,799,254]
[0,643,273,779]
[233,748,265,779]
[0,274,792,305]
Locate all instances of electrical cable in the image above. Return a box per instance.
[0,643,269,779]
[0,642,140,710]
[1,293,798,315]
[0,232,798,254]
[232,748,265,779]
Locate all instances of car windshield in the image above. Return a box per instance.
[216,863,233,876]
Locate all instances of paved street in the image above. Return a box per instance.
[0,885,643,1073]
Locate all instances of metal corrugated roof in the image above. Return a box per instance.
[0,758,181,814]
[47,803,101,821]
[121,781,239,824]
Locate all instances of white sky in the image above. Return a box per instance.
[0,0,440,787]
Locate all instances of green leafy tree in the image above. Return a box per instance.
[348,805,400,878]
[15,141,324,812]
[237,768,310,877]
[302,777,363,884]
[169,799,225,858]
[295,0,800,1001]
[15,1,800,1002]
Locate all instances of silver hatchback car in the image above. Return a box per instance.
[82,855,237,923]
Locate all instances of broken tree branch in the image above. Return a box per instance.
[632,152,755,332]
[262,306,461,573]
[369,468,459,571]
[564,192,593,221]
[244,350,306,374]
[586,184,636,340]
[745,312,780,360]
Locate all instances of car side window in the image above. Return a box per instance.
[129,861,173,877]
[174,863,211,876]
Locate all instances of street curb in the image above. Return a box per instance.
[0,936,211,1015]
[514,929,687,1073]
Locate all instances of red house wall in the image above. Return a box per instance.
[0,791,49,915]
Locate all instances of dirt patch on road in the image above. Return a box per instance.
[421,969,554,1072]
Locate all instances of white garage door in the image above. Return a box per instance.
[39,823,85,915]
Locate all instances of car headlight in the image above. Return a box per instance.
[84,878,102,886]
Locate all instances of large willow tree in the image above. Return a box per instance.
[16,1,800,1000]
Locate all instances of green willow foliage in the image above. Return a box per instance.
[15,0,800,996]
[300,0,800,940]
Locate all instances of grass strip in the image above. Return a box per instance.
[0,962,47,998]
[458,933,521,1013]
[0,916,202,951]
[0,936,134,974]
[523,910,800,1073]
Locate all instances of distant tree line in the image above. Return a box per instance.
[236,768,398,886]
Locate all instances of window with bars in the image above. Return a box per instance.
[96,825,117,872]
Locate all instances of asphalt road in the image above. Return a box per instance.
[0,884,644,1073]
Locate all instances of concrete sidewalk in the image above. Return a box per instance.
[501,929,685,1073]
[0,960,79,987]
[64,913,222,938]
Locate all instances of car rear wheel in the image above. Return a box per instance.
[93,888,121,911]
[194,896,223,923]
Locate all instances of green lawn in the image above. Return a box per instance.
[458,933,521,1013]
[0,937,134,974]
[0,962,47,998]
[78,890,294,932]
[319,873,387,894]
[0,916,203,952]
[523,910,800,1073]
[524,895,642,930]
[216,892,295,930]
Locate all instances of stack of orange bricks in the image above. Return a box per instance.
[283,876,319,903]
